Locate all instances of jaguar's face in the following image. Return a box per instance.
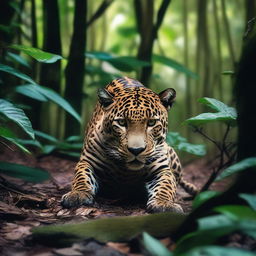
[98,86,176,171]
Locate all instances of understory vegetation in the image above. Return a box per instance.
[0,0,256,255]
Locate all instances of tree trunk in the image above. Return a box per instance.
[134,0,154,86]
[134,0,171,86]
[64,0,87,136]
[39,0,62,135]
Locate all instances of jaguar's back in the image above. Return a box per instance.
[62,77,197,213]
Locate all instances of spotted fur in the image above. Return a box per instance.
[61,77,197,213]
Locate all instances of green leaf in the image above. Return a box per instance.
[15,84,81,123]
[35,130,58,143]
[85,51,150,72]
[41,145,56,155]
[33,212,186,245]
[198,98,236,114]
[65,135,83,142]
[239,193,256,211]
[0,127,31,153]
[181,246,255,256]
[166,132,206,156]
[1,136,31,154]
[33,86,81,123]
[0,64,36,84]
[0,126,16,138]
[142,232,172,256]
[176,212,256,254]
[153,54,198,79]
[16,85,48,102]
[0,161,49,182]
[7,52,30,68]
[215,205,256,221]
[216,157,256,181]
[192,191,221,209]
[0,99,34,139]
[10,44,62,63]
[184,97,237,126]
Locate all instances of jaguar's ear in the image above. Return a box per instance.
[159,88,176,111]
[98,88,114,108]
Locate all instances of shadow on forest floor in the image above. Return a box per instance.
[0,148,232,255]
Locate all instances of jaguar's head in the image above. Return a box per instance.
[98,83,176,171]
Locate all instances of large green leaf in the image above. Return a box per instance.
[166,132,206,156]
[175,212,256,254]
[33,212,186,245]
[215,205,256,221]
[34,130,58,143]
[16,85,48,102]
[10,44,62,63]
[216,157,256,181]
[0,64,36,84]
[239,193,256,211]
[33,85,81,123]
[153,54,198,79]
[0,99,34,139]
[15,84,81,123]
[0,161,49,182]
[184,97,237,126]
[85,51,150,72]
[7,52,30,68]
[0,127,30,153]
[142,232,173,256]
[192,191,221,209]
[180,246,255,256]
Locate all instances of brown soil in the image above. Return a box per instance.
[0,147,232,256]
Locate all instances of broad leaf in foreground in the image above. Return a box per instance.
[181,246,255,256]
[142,232,172,256]
[85,51,150,72]
[216,157,256,181]
[166,132,206,156]
[10,44,62,63]
[0,162,49,182]
[15,84,81,123]
[184,97,237,126]
[0,99,34,139]
[0,64,36,84]
[153,54,198,79]
[239,193,256,211]
[33,212,186,245]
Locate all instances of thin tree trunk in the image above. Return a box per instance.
[134,0,154,86]
[134,0,171,86]
[183,0,192,119]
[31,0,38,80]
[213,0,223,101]
[39,0,62,135]
[65,0,87,136]
[221,0,236,67]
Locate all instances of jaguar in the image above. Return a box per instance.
[61,77,197,213]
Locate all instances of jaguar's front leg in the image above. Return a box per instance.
[61,161,98,208]
[146,169,183,213]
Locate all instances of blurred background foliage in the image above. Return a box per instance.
[0,0,248,161]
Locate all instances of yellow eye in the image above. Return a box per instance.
[148,119,156,126]
[116,119,127,127]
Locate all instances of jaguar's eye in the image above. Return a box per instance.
[148,119,157,127]
[116,119,127,127]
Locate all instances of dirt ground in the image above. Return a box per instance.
[0,147,232,256]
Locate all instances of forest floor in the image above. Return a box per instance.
[0,148,232,256]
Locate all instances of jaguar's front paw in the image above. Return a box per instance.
[147,201,184,214]
[61,190,94,208]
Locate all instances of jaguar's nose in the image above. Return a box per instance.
[128,147,146,156]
